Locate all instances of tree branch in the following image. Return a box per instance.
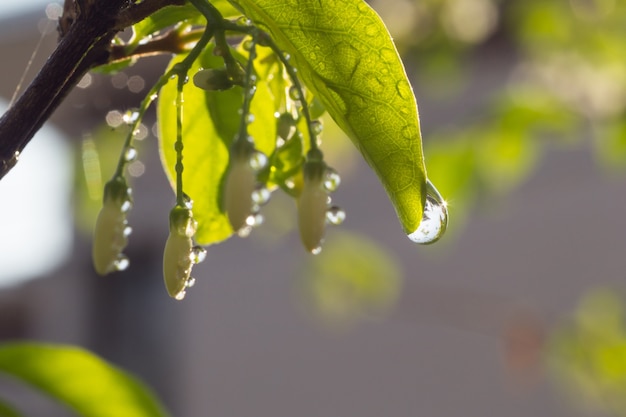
[0,0,184,179]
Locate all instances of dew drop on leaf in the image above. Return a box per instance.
[407,181,448,244]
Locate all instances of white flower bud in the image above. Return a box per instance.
[224,155,257,233]
[92,178,132,275]
[297,161,328,254]
[163,207,198,300]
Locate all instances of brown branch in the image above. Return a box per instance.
[0,0,185,179]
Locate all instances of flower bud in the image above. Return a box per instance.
[224,154,257,233]
[297,161,328,254]
[193,68,234,91]
[92,178,132,275]
[163,207,199,300]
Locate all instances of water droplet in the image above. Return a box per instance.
[407,181,448,244]
[379,48,396,64]
[326,206,346,225]
[283,52,291,62]
[183,194,194,209]
[401,126,413,139]
[252,187,271,205]
[120,199,133,213]
[149,92,158,101]
[249,151,268,171]
[311,246,322,255]
[123,109,140,124]
[186,277,196,288]
[237,225,252,238]
[245,113,255,124]
[248,85,257,96]
[310,120,323,136]
[190,246,207,264]
[123,226,132,238]
[124,147,137,162]
[245,213,264,227]
[288,86,301,101]
[323,168,341,192]
[114,255,129,271]
[396,79,412,100]
[174,290,186,300]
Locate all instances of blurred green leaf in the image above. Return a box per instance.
[230,0,428,235]
[0,343,169,417]
[158,44,276,245]
[299,232,402,324]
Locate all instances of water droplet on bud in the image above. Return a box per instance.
[249,151,268,171]
[252,187,271,205]
[120,200,133,213]
[288,86,301,101]
[246,213,264,227]
[186,277,196,288]
[123,226,132,238]
[113,255,130,271]
[311,246,322,255]
[323,168,341,192]
[407,181,448,244]
[245,113,255,124]
[174,291,186,301]
[326,206,346,225]
[190,246,207,264]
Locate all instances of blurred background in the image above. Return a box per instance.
[1,0,626,416]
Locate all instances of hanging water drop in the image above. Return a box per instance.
[124,147,137,162]
[113,255,130,271]
[246,213,264,227]
[245,113,255,124]
[123,226,132,238]
[242,38,253,51]
[251,186,271,205]
[122,109,139,124]
[311,246,322,255]
[407,181,448,244]
[326,206,346,225]
[190,246,207,264]
[283,52,291,61]
[323,168,341,192]
[186,277,196,288]
[288,86,301,101]
[310,120,323,136]
[249,151,268,171]
[120,199,133,213]
[174,290,186,301]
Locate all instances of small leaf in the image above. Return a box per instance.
[229,0,428,233]
[158,44,277,245]
[0,343,169,417]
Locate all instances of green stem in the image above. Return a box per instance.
[236,37,258,143]
[175,74,185,206]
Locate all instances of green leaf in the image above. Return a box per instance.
[158,44,277,245]
[229,0,427,233]
[0,343,169,417]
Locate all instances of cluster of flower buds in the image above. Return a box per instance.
[92,177,133,275]
[163,205,206,300]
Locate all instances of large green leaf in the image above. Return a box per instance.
[158,44,277,245]
[0,343,169,417]
[228,0,427,233]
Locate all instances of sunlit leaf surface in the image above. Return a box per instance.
[229,0,428,233]
[0,343,169,417]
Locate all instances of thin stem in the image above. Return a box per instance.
[236,37,258,142]
[175,74,185,206]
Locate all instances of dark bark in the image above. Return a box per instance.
[0,0,184,179]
